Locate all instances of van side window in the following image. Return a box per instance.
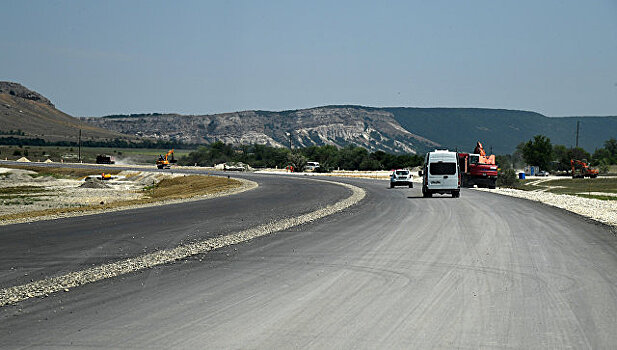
[430,162,456,175]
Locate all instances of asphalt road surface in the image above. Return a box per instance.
[1,170,616,349]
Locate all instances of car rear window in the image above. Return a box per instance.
[395,170,408,175]
[430,162,456,175]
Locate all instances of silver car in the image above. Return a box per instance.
[390,169,413,188]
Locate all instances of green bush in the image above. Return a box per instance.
[496,168,519,188]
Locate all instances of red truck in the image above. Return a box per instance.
[457,142,498,189]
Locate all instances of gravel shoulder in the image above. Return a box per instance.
[0,179,364,306]
[476,187,617,228]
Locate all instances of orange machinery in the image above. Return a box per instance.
[458,141,498,188]
[156,149,177,169]
[570,159,598,178]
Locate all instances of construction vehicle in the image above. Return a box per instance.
[96,154,115,164]
[457,141,498,188]
[156,149,177,169]
[570,159,598,178]
[100,173,112,180]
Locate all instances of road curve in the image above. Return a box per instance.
[1,173,617,349]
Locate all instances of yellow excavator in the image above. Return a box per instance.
[156,149,177,169]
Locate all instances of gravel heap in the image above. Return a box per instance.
[79,180,110,189]
[476,188,617,228]
[0,179,365,306]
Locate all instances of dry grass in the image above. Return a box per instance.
[1,165,121,179]
[0,175,241,222]
[515,177,617,200]
[147,175,241,200]
[0,186,49,195]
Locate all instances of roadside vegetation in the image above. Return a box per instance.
[0,186,50,206]
[496,136,617,175]
[514,177,617,200]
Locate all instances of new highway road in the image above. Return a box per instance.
[1,169,616,349]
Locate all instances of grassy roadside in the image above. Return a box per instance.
[0,175,242,222]
[515,177,617,200]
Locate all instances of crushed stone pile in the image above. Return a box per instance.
[0,169,37,184]
[79,180,110,189]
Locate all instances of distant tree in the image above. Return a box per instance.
[302,145,339,172]
[495,155,513,169]
[605,138,617,157]
[512,142,526,169]
[359,157,381,171]
[496,168,519,187]
[552,145,591,171]
[598,159,610,174]
[522,135,553,170]
[287,151,307,171]
[591,138,617,166]
[552,144,569,171]
[568,147,591,162]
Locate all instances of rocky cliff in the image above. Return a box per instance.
[84,107,441,154]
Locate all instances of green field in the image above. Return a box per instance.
[0,145,192,165]
[518,177,617,200]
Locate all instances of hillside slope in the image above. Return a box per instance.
[3,80,613,154]
[86,106,616,154]
[386,107,617,154]
[85,107,441,154]
[0,82,132,143]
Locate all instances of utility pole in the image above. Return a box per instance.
[576,120,581,148]
[78,127,82,163]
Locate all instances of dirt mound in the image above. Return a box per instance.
[79,180,110,189]
[118,170,171,186]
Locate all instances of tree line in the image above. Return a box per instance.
[179,142,424,171]
[0,136,198,149]
[497,135,617,173]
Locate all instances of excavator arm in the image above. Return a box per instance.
[156,149,176,169]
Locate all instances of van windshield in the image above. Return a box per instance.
[430,162,456,175]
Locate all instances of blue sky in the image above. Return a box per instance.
[1,0,616,117]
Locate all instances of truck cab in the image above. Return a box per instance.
[458,152,498,188]
[421,150,460,198]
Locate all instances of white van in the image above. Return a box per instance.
[420,150,460,198]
